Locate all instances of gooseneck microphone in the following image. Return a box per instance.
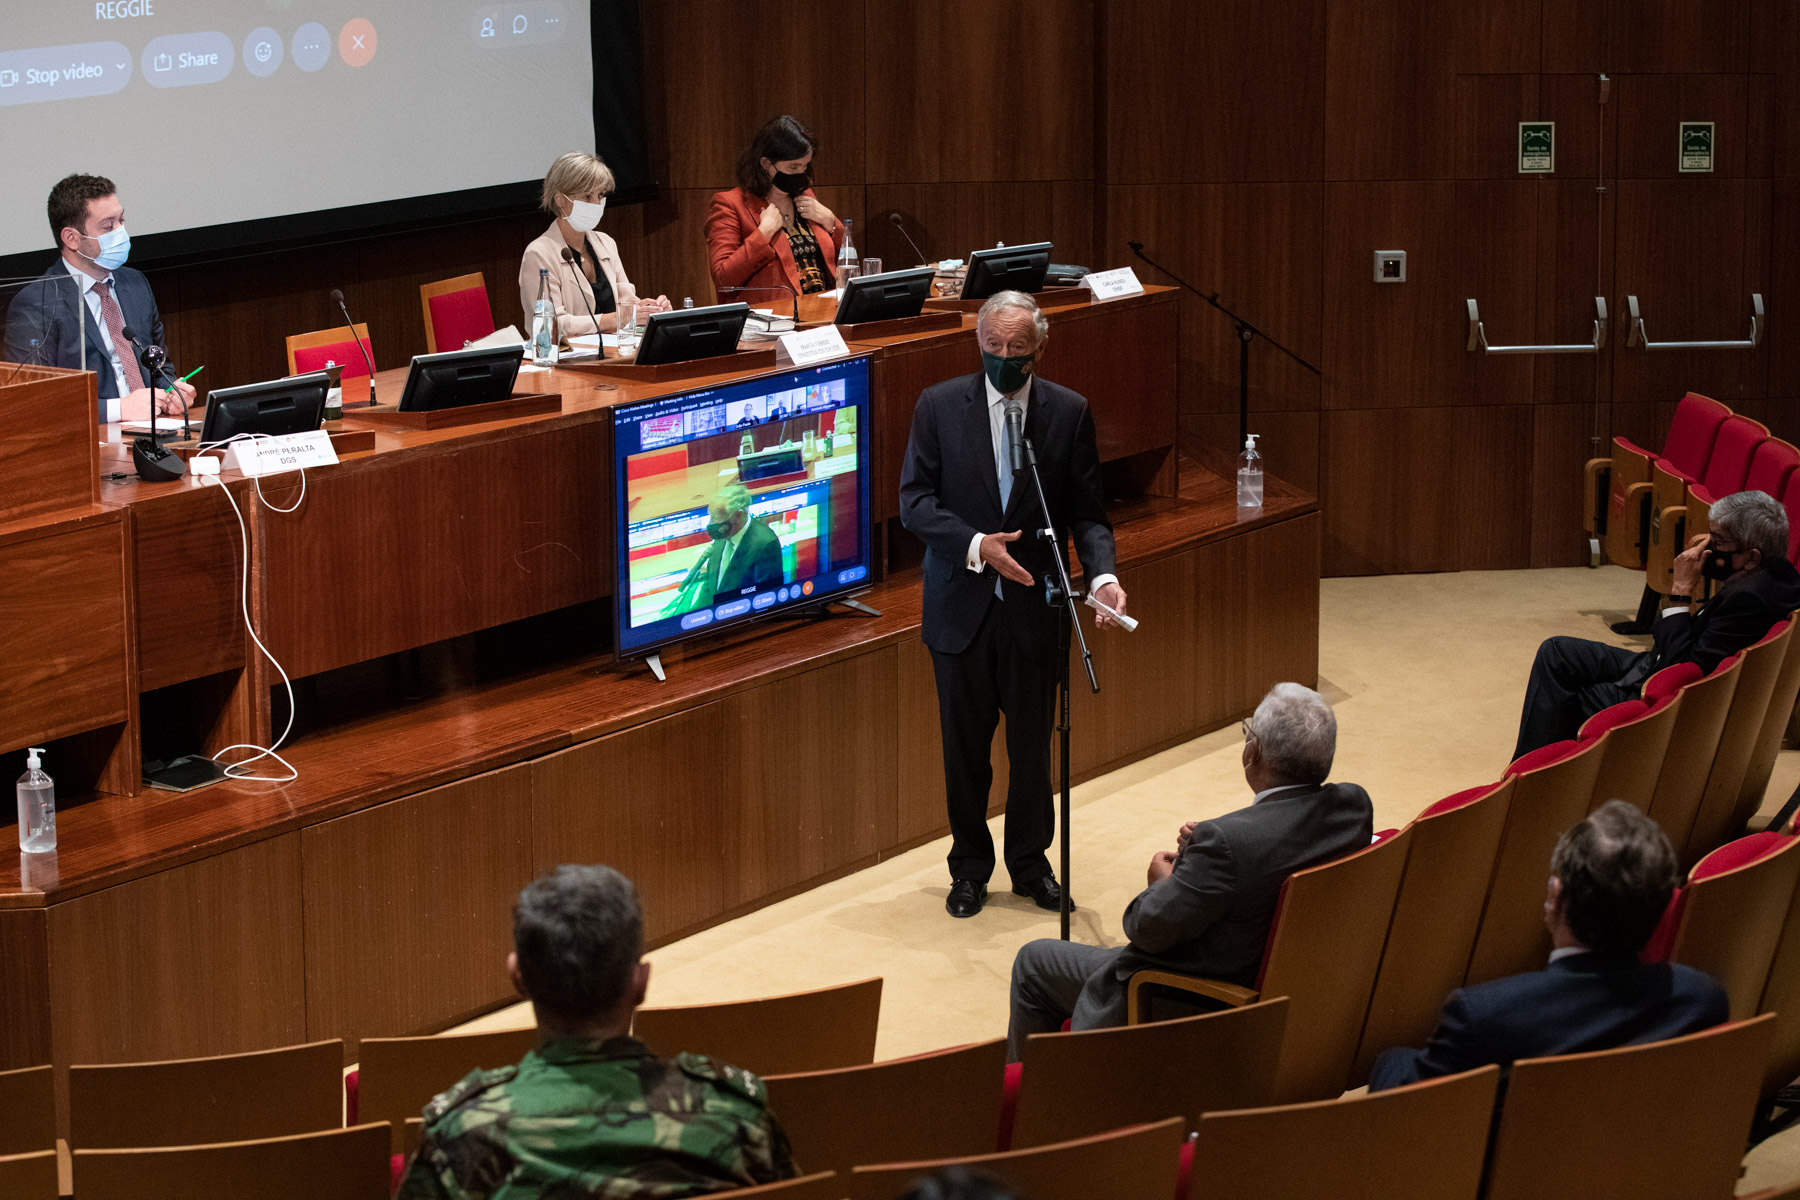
[559,246,606,359]
[1005,401,1026,476]
[328,288,379,406]
[120,324,191,440]
[889,212,931,266]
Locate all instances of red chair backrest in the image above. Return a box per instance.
[294,337,373,379]
[1661,393,1730,479]
[1744,439,1800,502]
[1698,416,1769,498]
[1578,700,1650,741]
[1644,661,1704,704]
[427,286,496,353]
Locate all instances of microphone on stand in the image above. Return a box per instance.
[889,212,931,266]
[559,247,607,359]
[1005,401,1026,476]
[120,324,190,440]
[328,288,380,407]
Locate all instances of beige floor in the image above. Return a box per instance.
[455,564,1800,1191]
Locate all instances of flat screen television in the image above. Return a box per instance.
[835,266,936,325]
[634,302,751,366]
[397,344,524,412]
[611,355,874,661]
[199,371,331,444]
[961,241,1053,301]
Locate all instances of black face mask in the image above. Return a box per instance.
[770,170,811,197]
[706,518,735,540]
[1701,545,1743,582]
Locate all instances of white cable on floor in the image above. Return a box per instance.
[195,433,305,783]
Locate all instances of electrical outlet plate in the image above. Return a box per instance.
[1374,250,1406,283]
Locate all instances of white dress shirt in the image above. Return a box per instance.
[64,259,130,418]
[962,372,1119,596]
[714,515,753,586]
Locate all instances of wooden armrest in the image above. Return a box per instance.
[1584,459,1612,535]
[1126,969,1259,1024]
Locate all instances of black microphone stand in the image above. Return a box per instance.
[1127,241,1320,447]
[1011,406,1098,941]
[559,247,608,359]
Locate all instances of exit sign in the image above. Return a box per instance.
[1519,122,1554,173]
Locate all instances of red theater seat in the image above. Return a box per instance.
[1594,392,1727,569]
[1648,415,1768,592]
[286,323,375,403]
[421,273,497,354]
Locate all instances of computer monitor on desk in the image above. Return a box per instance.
[835,267,935,325]
[634,302,751,366]
[960,242,1053,301]
[397,344,524,412]
[199,372,330,444]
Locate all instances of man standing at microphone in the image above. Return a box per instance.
[900,291,1128,919]
[3,174,191,423]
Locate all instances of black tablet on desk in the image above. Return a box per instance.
[397,345,524,412]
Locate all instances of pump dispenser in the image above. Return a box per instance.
[1237,434,1264,509]
[16,746,55,853]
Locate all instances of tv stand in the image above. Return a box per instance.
[804,595,882,620]
[644,653,666,682]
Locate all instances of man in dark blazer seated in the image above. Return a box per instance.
[899,291,1129,919]
[1370,800,1727,1090]
[3,174,193,423]
[1514,489,1800,758]
[1005,683,1373,1059]
[662,483,784,618]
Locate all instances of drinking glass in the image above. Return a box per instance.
[861,256,883,278]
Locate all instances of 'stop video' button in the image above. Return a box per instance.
[0,42,132,107]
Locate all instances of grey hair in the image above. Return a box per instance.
[976,290,1050,349]
[1248,683,1337,785]
[513,864,643,1023]
[715,482,754,515]
[1709,489,1790,561]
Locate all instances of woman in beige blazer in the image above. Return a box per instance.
[519,152,670,337]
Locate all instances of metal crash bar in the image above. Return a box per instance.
[1466,296,1607,354]
[1626,293,1763,350]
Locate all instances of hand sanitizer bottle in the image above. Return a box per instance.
[16,747,55,854]
[1236,434,1264,509]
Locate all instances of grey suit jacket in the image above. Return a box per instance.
[1111,782,1375,992]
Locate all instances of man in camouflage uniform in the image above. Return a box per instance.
[395,865,798,1199]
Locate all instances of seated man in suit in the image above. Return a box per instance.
[661,483,785,618]
[1371,800,1727,1090]
[1514,489,1800,758]
[2,174,193,423]
[396,864,797,1199]
[1004,683,1373,1061]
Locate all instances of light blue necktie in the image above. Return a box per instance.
[995,404,1017,599]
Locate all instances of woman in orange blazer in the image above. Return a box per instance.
[705,115,844,309]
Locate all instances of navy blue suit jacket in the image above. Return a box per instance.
[3,259,167,399]
[1368,951,1729,1091]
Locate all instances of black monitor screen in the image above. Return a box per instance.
[836,267,936,324]
[398,345,524,412]
[962,241,1053,301]
[200,372,331,444]
[634,302,751,366]
[612,356,873,658]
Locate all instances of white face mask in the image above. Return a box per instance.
[564,196,604,232]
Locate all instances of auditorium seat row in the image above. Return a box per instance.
[1587,390,1800,594]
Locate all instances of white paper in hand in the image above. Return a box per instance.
[1084,590,1139,632]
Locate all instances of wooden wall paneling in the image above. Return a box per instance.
[47,833,306,1064]
[871,336,979,527]
[300,765,535,1054]
[1183,411,1321,498]
[894,639,1013,848]
[1101,0,1325,185]
[0,514,131,754]
[1531,177,1614,445]
[1768,179,1800,419]
[1452,406,1535,570]
[133,487,246,692]
[864,0,1093,184]
[1454,180,1541,407]
[1322,407,1460,575]
[1610,0,1751,74]
[1325,0,1456,179]
[1237,513,1324,703]
[1614,75,1755,179]
[1037,298,1179,468]
[532,701,738,945]
[1103,185,1324,419]
[0,370,96,526]
[1456,75,1543,179]
[1531,402,1596,567]
[1612,177,1771,408]
[0,910,51,1071]
[1752,1,1800,180]
[730,650,895,900]
[642,0,867,193]
[861,183,1096,280]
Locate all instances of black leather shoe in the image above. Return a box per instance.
[1610,619,1653,635]
[1013,875,1073,912]
[946,880,988,918]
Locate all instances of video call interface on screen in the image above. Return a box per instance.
[613,357,873,656]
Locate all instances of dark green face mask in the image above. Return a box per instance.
[981,351,1033,395]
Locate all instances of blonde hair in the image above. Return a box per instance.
[541,152,616,215]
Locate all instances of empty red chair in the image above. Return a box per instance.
[286,323,375,404]
[421,273,497,354]
[1596,393,1727,569]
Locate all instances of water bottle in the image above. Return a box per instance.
[682,297,694,309]
[531,268,558,366]
[1237,434,1264,508]
[322,359,343,421]
[16,747,55,854]
[835,219,859,289]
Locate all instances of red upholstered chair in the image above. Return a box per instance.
[1642,832,1800,1019]
[1579,692,1682,814]
[1126,828,1412,1103]
[1646,415,1768,593]
[1465,739,1605,986]
[1682,442,1798,594]
[286,323,375,404]
[1685,619,1796,863]
[1594,392,1728,569]
[1645,654,1743,859]
[1353,781,1513,1082]
[421,273,496,354]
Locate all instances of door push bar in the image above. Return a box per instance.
[1626,293,1763,350]
[1466,296,1607,354]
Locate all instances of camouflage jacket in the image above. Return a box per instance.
[394,1035,798,1200]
